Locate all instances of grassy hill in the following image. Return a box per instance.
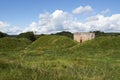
[27,35,77,50]
[0,37,31,51]
[80,36,120,49]
[68,36,120,60]
[70,36,120,52]
[0,36,120,80]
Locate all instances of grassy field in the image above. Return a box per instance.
[0,35,120,80]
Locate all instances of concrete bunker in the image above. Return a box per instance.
[74,32,95,43]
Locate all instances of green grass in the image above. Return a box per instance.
[27,35,77,50]
[0,37,31,51]
[0,36,120,80]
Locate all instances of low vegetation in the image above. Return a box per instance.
[27,35,77,50]
[0,32,120,80]
[0,37,31,51]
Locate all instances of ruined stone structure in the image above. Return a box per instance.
[74,32,95,43]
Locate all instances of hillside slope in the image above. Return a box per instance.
[23,36,120,80]
[68,36,120,60]
[27,35,77,50]
[73,36,120,50]
[0,36,120,80]
[0,37,31,51]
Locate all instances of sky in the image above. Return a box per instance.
[0,0,120,34]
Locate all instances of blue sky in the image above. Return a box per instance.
[0,0,120,34]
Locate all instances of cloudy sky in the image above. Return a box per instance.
[0,0,120,34]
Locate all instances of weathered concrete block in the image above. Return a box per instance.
[74,32,95,43]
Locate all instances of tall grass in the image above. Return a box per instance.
[0,36,120,80]
[0,37,31,51]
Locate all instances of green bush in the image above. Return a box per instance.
[17,32,36,41]
[0,31,8,38]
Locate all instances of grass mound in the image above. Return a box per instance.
[0,37,31,51]
[69,36,120,60]
[0,36,120,80]
[79,36,120,50]
[27,35,77,50]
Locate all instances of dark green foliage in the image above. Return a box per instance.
[90,30,104,37]
[102,33,120,37]
[35,34,45,39]
[52,31,73,39]
[17,32,36,41]
[0,31,8,38]
[91,30,120,37]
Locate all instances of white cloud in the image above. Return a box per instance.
[26,10,81,34]
[1,26,22,34]
[100,8,110,15]
[72,5,94,15]
[0,21,22,34]
[25,10,120,34]
[37,10,89,33]
[0,7,120,34]
[23,22,38,33]
[0,21,10,28]
[85,14,120,32]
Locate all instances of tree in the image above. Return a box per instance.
[17,32,36,41]
[0,32,8,38]
[52,31,73,39]
[90,31,104,37]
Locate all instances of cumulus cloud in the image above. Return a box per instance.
[0,6,120,34]
[38,10,75,33]
[72,5,94,15]
[86,14,120,32]
[1,26,22,34]
[25,10,120,34]
[0,21,22,34]
[25,10,85,34]
[23,22,38,33]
